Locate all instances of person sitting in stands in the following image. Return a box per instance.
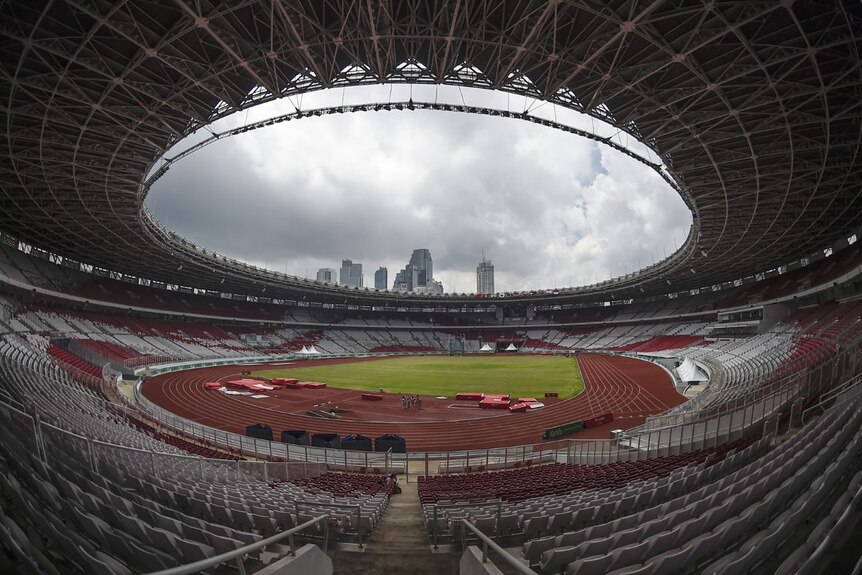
[384,472,401,495]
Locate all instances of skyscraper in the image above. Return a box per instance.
[393,249,434,292]
[316,268,337,284]
[374,266,388,290]
[408,248,433,287]
[392,265,418,291]
[477,256,494,294]
[339,259,363,288]
[414,279,444,295]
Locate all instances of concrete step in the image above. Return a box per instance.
[329,480,462,574]
[330,550,460,574]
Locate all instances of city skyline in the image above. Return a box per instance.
[315,249,460,293]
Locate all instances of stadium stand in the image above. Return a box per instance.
[2,272,861,572]
[1,2,861,573]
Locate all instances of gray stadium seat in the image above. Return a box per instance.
[607,540,650,572]
[77,545,132,575]
[565,553,613,575]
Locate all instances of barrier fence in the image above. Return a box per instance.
[123,338,862,475]
[632,333,862,432]
[31,416,328,485]
[16,336,862,481]
[6,350,862,575]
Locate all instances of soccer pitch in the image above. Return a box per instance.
[253,355,583,399]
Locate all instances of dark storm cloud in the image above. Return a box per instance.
[147,97,690,292]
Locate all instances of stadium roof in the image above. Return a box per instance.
[1,1,860,307]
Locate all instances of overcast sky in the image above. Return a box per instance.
[146,86,691,294]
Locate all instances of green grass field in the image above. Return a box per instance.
[253,355,583,399]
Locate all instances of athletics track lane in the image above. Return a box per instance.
[142,354,686,452]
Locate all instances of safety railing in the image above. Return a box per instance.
[0,402,333,575]
[632,335,862,433]
[29,344,843,478]
[123,354,176,369]
[431,501,502,549]
[802,372,862,424]
[127,359,826,473]
[294,501,366,548]
[145,514,329,575]
[78,335,857,478]
[460,519,538,575]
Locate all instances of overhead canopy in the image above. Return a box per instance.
[1,2,858,310]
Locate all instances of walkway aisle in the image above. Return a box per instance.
[330,481,460,575]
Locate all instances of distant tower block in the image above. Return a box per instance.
[316,267,337,284]
[340,259,364,288]
[374,266,388,290]
[477,254,494,294]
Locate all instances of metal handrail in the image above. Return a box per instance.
[144,514,329,575]
[293,501,365,548]
[802,372,862,424]
[634,340,862,433]
[432,500,502,549]
[119,338,862,472]
[460,519,538,575]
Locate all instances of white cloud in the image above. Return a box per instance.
[147,89,691,293]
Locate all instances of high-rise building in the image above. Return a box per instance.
[408,248,433,287]
[374,266,388,290]
[316,267,337,284]
[477,256,495,294]
[393,249,434,292]
[392,265,418,291]
[414,279,444,295]
[339,259,363,288]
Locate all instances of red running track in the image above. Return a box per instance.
[141,354,686,452]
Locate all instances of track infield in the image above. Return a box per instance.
[252,355,584,399]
